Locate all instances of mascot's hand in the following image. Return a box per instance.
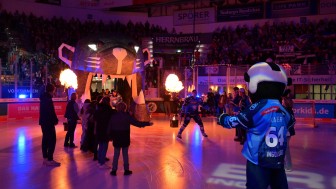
[218,113,229,126]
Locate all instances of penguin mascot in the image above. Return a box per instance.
[218,62,296,189]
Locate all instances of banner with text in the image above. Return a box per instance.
[7,102,66,120]
[267,0,317,18]
[153,34,212,49]
[319,0,336,14]
[61,0,132,9]
[1,86,41,98]
[290,75,336,84]
[217,3,264,22]
[198,76,245,85]
[293,101,335,119]
[173,7,216,26]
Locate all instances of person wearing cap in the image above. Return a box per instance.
[39,83,60,166]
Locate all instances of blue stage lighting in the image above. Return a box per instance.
[18,94,27,99]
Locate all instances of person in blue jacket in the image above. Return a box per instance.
[218,62,296,189]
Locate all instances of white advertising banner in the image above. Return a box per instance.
[173,7,216,26]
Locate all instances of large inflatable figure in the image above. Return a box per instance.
[58,33,150,121]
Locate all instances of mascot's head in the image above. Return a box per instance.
[244,62,292,103]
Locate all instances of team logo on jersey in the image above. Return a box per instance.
[261,106,279,115]
[249,102,258,110]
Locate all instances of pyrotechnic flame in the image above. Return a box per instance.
[165,74,184,93]
[59,69,78,89]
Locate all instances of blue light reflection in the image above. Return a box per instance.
[17,129,26,164]
[190,129,202,168]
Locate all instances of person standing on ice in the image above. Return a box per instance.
[177,90,208,139]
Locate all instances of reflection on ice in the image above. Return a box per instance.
[0,118,334,189]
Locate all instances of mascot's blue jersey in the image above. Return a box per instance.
[182,96,203,115]
[219,99,295,169]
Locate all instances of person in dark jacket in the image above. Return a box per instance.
[79,99,91,151]
[282,89,296,171]
[163,90,171,117]
[94,96,115,168]
[108,102,152,176]
[237,88,251,145]
[91,95,103,160]
[82,102,96,155]
[39,83,60,166]
[64,92,80,148]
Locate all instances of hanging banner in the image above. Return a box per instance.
[319,0,336,14]
[61,0,131,9]
[217,3,264,22]
[153,33,212,49]
[35,0,61,5]
[173,7,216,26]
[268,0,316,18]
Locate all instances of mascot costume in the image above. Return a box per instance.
[218,62,296,189]
[58,33,151,122]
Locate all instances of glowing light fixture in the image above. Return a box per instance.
[134,45,139,53]
[60,69,78,89]
[88,44,97,51]
[18,94,27,99]
[165,74,184,93]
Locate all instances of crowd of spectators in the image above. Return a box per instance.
[205,20,336,65]
[0,9,335,94]
[0,10,169,90]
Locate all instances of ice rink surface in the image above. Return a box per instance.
[0,115,335,189]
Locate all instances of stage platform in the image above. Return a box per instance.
[0,115,335,189]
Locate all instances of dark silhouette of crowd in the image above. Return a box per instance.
[0,10,169,95]
[0,9,335,98]
[205,20,336,65]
